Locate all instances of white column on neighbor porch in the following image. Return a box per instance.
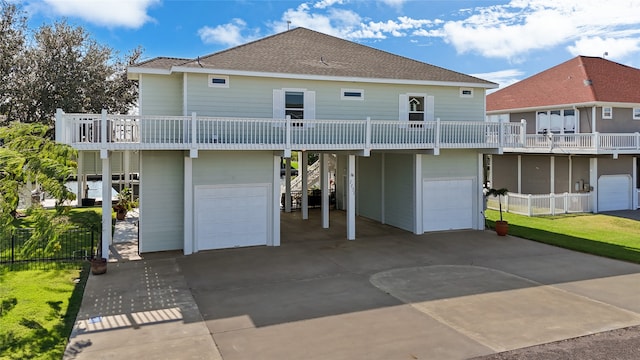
[517,155,522,193]
[414,154,423,234]
[321,153,329,229]
[300,151,309,220]
[633,157,638,209]
[346,154,356,240]
[184,156,194,255]
[285,158,292,213]
[550,156,555,194]
[590,157,598,213]
[76,151,84,206]
[272,155,281,246]
[100,150,112,260]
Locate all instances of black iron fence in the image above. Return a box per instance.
[0,227,98,270]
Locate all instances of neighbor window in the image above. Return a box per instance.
[341,89,364,100]
[408,96,425,122]
[208,75,229,88]
[536,109,576,134]
[602,106,612,119]
[633,108,640,120]
[460,88,474,98]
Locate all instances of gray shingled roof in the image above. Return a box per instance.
[134,56,191,69]
[132,27,494,85]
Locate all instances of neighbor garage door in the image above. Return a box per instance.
[598,175,631,211]
[423,178,473,232]
[195,184,269,251]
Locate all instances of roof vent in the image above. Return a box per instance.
[583,79,592,86]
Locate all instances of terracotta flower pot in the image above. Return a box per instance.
[495,220,509,236]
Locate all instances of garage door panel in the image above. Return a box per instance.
[423,179,473,232]
[195,185,269,251]
[598,175,631,212]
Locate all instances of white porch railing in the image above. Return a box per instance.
[486,192,592,216]
[56,110,523,152]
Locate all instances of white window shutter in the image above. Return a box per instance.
[399,94,408,121]
[273,89,284,119]
[426,95,435,121]
[304,90,316,120]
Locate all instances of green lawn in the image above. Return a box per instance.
[485,210,640,264]
[0,265,88,359]
[0,208,98,359]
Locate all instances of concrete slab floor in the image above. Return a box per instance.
[68,209,640,360]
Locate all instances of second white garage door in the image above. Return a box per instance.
[598,175,631,211]
[195,184,269,251]
[423,178,474,232]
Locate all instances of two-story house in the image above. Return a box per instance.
[486,56,640,215]
[56,27,507,258]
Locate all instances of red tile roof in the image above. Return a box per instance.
[487,56,640,112]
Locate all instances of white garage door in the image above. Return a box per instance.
[598,175,631,211]
[423,179,473,232]
[195,185,269,251]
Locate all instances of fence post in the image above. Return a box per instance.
[550,193,555,216]
[528,194,533,216]
[564,192,569,213]
[11,230,15,264]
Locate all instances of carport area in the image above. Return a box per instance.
[66,210,640,360]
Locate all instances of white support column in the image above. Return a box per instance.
[517,155,522,193]
[346,154,356,240]
[100,152,112,261]
[633,157,638,209]
[124,151,131,191]
[321,154,329,229]
[568,156,573,194]
[184,156,194,255]
[590,157,598,213]
[77,152,84,206]
[300,151,308,220]
[414,154,423,234]
[285,158,292,213]
[550,156,555,194]
[477,152,485,230]
[381,153,386,224]
[272,155,281,246]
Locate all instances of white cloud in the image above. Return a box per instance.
[272,3,361,37]
[38,0,158,29]
[314,0,345,9]
[198,18,260,46]
[567,36,640,60]
[471,69,525,90]
[432,0,640,60]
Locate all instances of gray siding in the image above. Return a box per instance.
[491,154,518,192]
[599,155,634,176]
[383,153,414,231]
[521,156,551,194]
[598,107,640,133]
[356,153,383,222]
[139,151,184,253]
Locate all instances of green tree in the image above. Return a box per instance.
[0,2,140,126]
[0,122,77,230]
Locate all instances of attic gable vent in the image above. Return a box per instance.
[208,75,229,88]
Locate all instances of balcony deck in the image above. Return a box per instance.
[55,111,519,154]
[503,133,640,154]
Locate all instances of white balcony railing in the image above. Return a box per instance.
[56,110,524,152]
[486,192,592,216]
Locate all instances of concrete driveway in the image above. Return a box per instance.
[66,211,640,360]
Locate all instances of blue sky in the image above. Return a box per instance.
[21,0,640,89]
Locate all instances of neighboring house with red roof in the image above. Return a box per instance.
[486,56,640,214]
[56,27,510,257]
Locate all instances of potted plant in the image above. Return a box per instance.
[487,187,509,236]
[90,236,107,275]
[113,187,133,221]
